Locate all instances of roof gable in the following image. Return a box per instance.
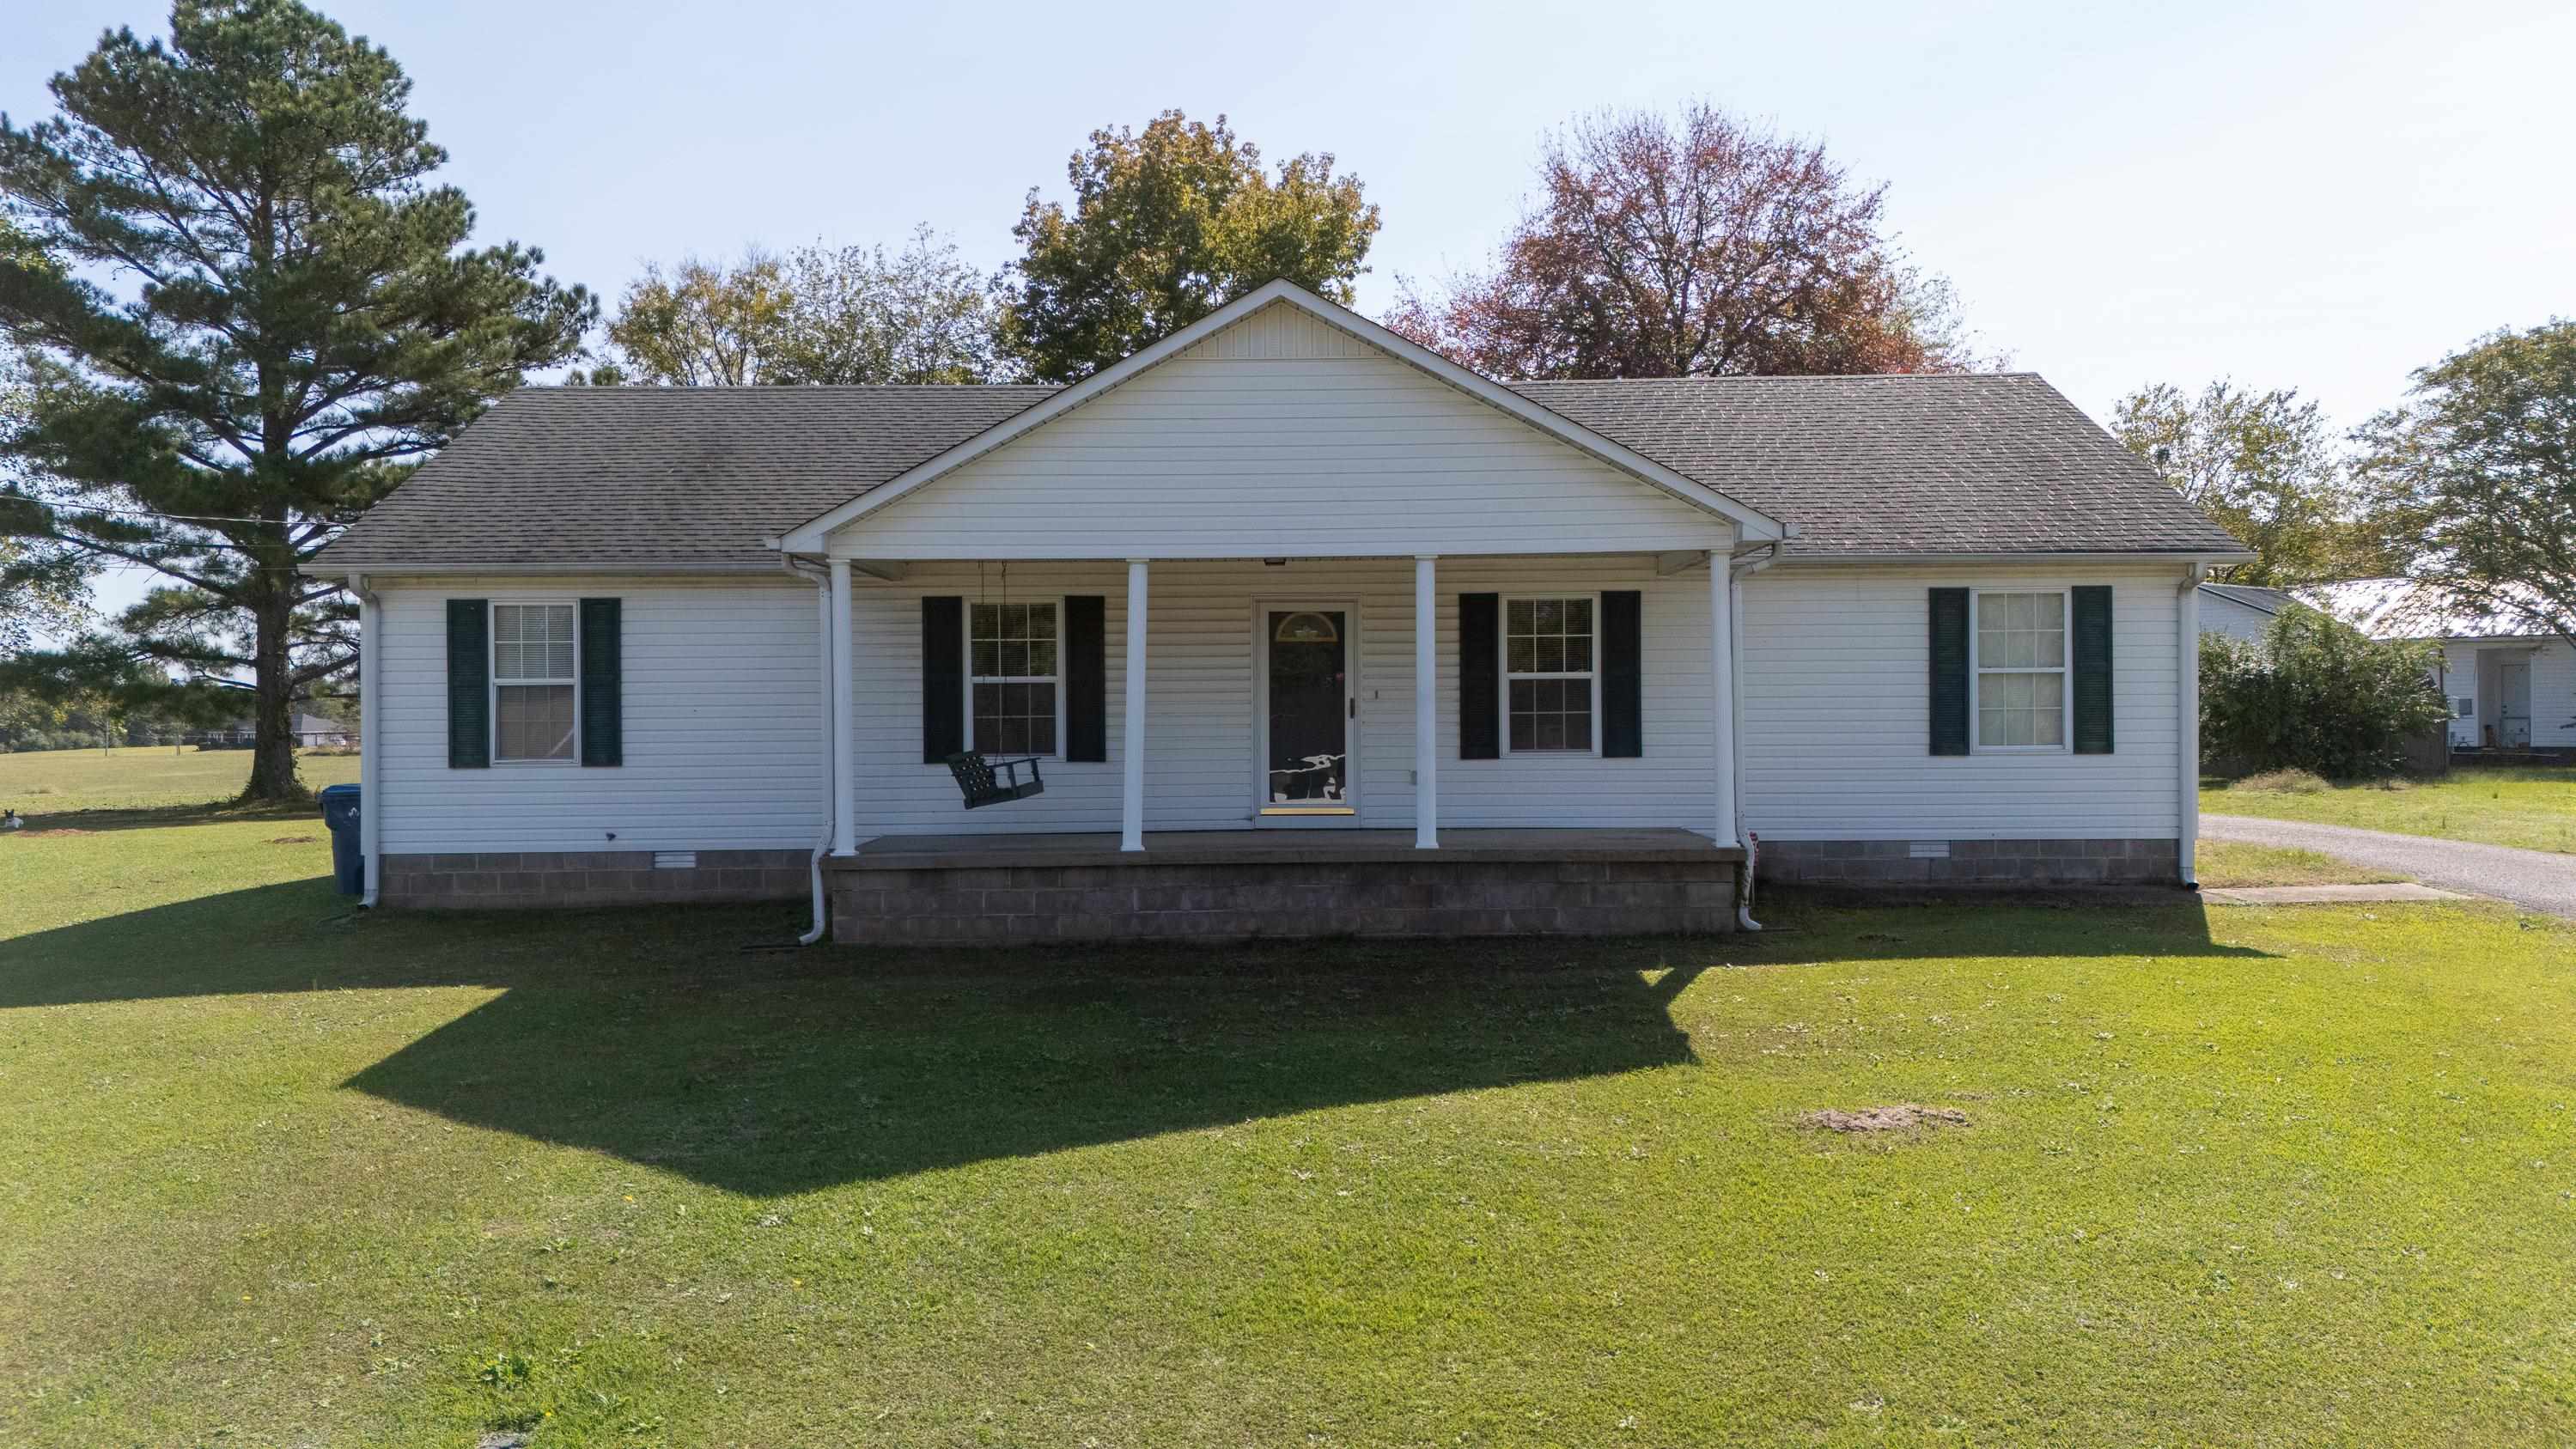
[776,281,1785,552]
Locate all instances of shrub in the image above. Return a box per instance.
[2201,604,2451,780]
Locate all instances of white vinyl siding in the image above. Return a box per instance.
[837,306,1734,561]
[845,557,1719,837]
[1739,563,2184,841]
[375,577,823,852]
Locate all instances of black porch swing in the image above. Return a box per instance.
[946,563,1047,809]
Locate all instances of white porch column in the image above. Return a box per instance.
[1708,551,1740,848]
[1414,555,1439,849]
[829,558,857,856]
[1121,558,1149,852]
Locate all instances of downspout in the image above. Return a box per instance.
[352,573,382,908]
[1727,544,1781,931]
[2177,564,2207,888]
[785,557,837,944]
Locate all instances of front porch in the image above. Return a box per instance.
[825,827,1745,945]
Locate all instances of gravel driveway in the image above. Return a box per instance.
[2201,814,2576,917]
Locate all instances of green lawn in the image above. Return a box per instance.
[6,765,2576,1444]
[2201,765,2576,855]
[2193,839,2408,887]
[2,743,358,820]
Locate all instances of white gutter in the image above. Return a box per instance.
[783,557,837,945]
[2177,563,2206,888]
[1727,543,1781,931]
[351,574,383,908]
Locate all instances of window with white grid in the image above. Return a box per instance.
[1503,595,1597,753]
[491,602,578,762]
[970,601,1059,756]
[1973,590,2067,750]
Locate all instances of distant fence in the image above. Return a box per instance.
[1,731,357,754]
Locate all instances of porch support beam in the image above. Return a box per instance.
[829,559,857,856]
[1707,551,1740,848]
[1415,555,1439,849]
[1654,549,1708,576]
[1121,558,1149,852]
[848,559,908,583]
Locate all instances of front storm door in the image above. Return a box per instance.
[2499,659,2532,747]
[1264,608,1352,815]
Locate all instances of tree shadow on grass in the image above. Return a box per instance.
[0,878,2273,1196]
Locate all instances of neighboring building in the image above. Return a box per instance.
[312,281,2248,941]
[2299,577,2574,752]
[2195,582,2293,645]
[201,711,352,746]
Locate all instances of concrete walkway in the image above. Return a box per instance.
[2202,813,2576,917]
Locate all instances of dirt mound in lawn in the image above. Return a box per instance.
[1800,1104,1969,1134]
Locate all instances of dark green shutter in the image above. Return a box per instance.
[1600,590,1642,758]
[579,597,622,766]
[923,596,964,763]
[1459,592,1499,760]
[447,599,490,769]
[1063,595,1106,762]
[2071,585,2114,754]
[1928,588,1970,757]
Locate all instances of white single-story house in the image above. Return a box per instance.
[313,281,2248,942]
[2195,582,2293,645]
[2300,577,2575,753]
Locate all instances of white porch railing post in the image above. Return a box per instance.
[829,558,857,855]
[1708,551,1740,848]
[1122,558,1149,852]
[1415,555,1439,849]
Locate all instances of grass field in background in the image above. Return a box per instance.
[2201,765,2576,854]
[0,745,358,821]
[7,764,2576,1444]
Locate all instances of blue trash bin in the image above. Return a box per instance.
[319,783,363,896]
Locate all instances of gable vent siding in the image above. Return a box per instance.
[1175,301,1373,361]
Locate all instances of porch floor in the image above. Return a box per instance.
[837,826,1743,874]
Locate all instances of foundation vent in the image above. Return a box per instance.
[652,851,698,871]
[1907,840,1952,859]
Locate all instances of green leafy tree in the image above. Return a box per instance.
[0,0,594,801]
[1001,111,1379,382]
[2112,381,2395,587]
[599,250,789,386]
[2354,320,2576,651]
[2200,605,2450,780]
[770,228,999,385]
[600,228,999,386]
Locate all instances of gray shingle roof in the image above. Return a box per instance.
[314,372,2242,571]
[1512,373,2242,557]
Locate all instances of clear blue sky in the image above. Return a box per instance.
[10,0,2573,625]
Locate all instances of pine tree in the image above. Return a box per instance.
[0,0,593,800]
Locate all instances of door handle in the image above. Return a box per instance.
[1348,699,1356,719]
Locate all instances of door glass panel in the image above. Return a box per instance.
[1267,610,1348,805]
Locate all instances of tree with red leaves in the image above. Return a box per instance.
[1388,103,1986,380]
